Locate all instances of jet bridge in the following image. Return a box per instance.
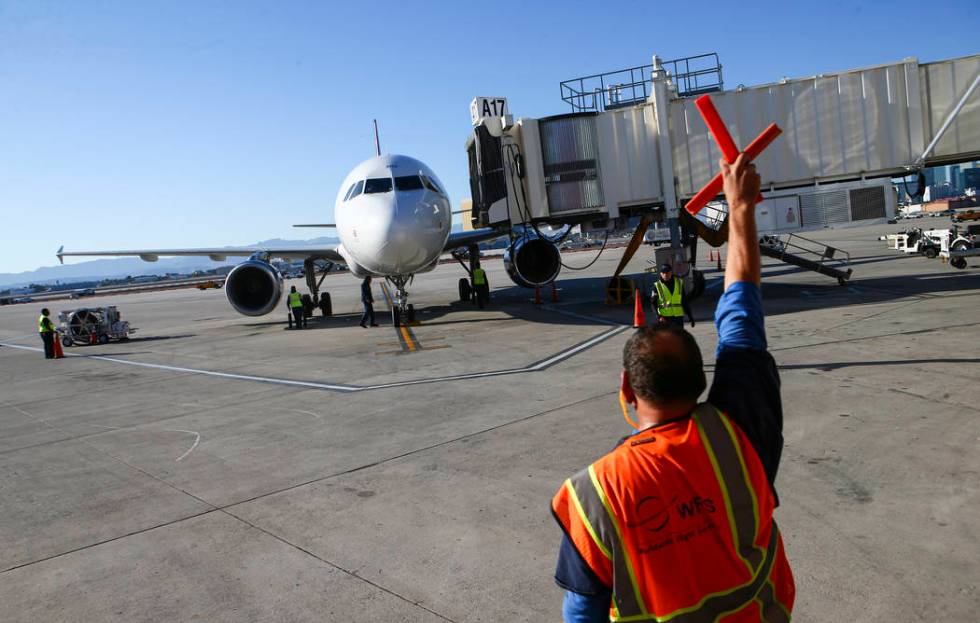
[465,52,979,283]
[467,53,979,230]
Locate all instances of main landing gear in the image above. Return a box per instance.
[453,243,481,304]
[304,258,333,317]
[386,275,416,327]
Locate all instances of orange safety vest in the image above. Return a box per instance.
[552,403,794,622]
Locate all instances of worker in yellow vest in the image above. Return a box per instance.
[287,286,304,329]
[652,263,694,328]
[472,263,489,309]
[38,308,59,359]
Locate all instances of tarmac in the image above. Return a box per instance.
[1,221,978,622]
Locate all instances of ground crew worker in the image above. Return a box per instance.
[472,263,489,309]
[552,153,795,622]
[359,276,378,328]
[38,308,58,359]
[651,263,694,327]
[287,286,304,329]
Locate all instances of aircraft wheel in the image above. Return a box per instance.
[391,306,401,327]
[458,278,472,302]
[320,292,332,316]
[407,304,415,323]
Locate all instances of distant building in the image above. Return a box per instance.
[950,165,962,192]
[964,167,980,191]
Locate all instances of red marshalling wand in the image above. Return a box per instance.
[684,95,782,215]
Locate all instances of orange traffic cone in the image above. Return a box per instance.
[633,289,646,328]
[534,286,542,305]
[550,283,559,303]
[52,335,65,359]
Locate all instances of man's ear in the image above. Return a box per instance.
[621,371,638,407]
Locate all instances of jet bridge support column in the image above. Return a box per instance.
[651,56,680,250]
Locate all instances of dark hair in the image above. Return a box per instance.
[622,325,706,404]
[41,308,50,316]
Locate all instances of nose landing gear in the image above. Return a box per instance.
[387,275,416,327]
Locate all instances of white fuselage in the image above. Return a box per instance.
[334,154,452,277]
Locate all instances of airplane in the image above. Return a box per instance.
[57,153,566,325]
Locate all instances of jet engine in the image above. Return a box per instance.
[224,260,283,316]
[503,234,562,288]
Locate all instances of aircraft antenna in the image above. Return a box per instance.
[373,119,381,156]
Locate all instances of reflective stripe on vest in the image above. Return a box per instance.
[288,292,303,308]
[654,278,683,317]
[552,404,792,622]
[473,268,487,285]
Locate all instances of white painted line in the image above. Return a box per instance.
[540,305,624,326]
[0,342,359,392]
[171,429,201,462]
[0,324,628,393]
[290,409,322,419]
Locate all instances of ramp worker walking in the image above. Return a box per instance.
[38,308,58,359]
[651,263,694,328]
[551,153,794,622]
[359,276,378,328]
[472,262,490,309]
[287,286,304,329]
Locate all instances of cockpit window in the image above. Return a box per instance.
[343,183,357,201]
[349,180,364,200]
[394,175,425,191]
[421,175,445,196]
[364,178,393,194]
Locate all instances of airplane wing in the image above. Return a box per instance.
[443,228,507,251]
[57,245,345,264]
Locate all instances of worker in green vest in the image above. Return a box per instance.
[472,262,490,309]
[287,285,304,329]
[38,308,59,359]
[652,263,694,328]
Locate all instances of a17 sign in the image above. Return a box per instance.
[470,97,509,126]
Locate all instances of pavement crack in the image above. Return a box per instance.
[220,388,618,510]
[219,507,459,623]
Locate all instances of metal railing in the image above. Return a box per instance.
[560,53,723,113]
[761,233,851,267]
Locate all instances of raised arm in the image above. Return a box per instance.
[721,153,761,289]
[708,153,784,491]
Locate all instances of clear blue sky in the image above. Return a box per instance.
[2,0,977,274]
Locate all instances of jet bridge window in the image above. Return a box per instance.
[395,175,425,191]
[349,180,364,200]
[364,178,393,194]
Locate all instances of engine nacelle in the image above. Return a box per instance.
[224,260,283,316]
[503,235,562,288]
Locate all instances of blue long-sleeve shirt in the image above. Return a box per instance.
[556,281,782,622]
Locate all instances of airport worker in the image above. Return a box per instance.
[287,285,304,329]
[38,308,58,359]
[651,263,694,328]
[472,263,490,309]
[359,276,378,328]
[551,153,794,623]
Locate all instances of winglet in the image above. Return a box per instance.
[292,224,337,228]
[57,245,64,265]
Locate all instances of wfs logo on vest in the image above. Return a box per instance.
[627,494,718,554]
